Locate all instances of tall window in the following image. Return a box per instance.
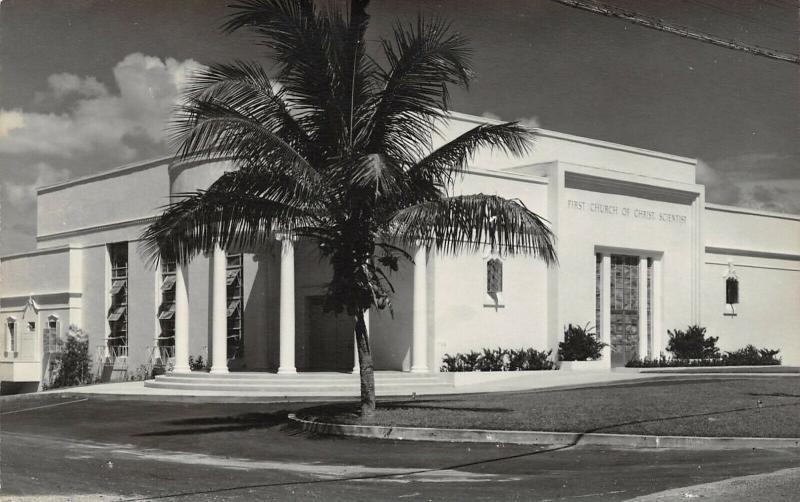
[5,319,16,354]
[107,242,128,349]
[226,254,244,358]
[595,253,602,336]
[157,258,176,347]
[44,315,61,353]
[487,258,503,294]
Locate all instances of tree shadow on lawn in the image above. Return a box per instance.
[303,400,512,416]
[133,410,291,437]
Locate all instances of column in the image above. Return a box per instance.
[173,262,191,373]
[210,244,228,374]
[353,309,370,373]
[278,234,296,374]
[410,244,429,373]
[652,257,664,357]
[638,256,649,360]
[600,253,612,367]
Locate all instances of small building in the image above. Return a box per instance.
[2,112,798,391]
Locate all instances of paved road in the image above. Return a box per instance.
[1,394,798,501]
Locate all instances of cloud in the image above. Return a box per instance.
[0,110,24,136]
[697,158,800,215]
[0,53,202,159]
[47,73,109,100]
[0,53,203,255]
[3,162,70,207]
[696,159,742,205]
[481,111,541,128]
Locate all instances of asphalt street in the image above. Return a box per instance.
[0,394,798,501]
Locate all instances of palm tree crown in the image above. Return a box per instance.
[142,0,556,413]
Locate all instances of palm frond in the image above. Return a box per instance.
[172,98,323,190]
[366,16,473,163]
[408,122,534,191]
[140,170,322,265]
[223,0,344,148]
[389,194,557,262]
[180,60,315,162]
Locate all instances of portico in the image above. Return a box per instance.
[169,237,432,374]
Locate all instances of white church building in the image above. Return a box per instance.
[2,112,799,392]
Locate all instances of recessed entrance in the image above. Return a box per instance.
[597,253,654,367]
[305,296,354,372]
[610,255,640,366]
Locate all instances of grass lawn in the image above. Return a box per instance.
[305,377,800,438]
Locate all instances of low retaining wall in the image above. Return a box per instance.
[289,414,800,450]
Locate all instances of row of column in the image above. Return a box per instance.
[171,238,431,374]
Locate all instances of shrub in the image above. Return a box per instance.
[723,345,781,365]
[558,323,605,361]
[666,325,719,359]
[188,355,211,372]
[48,326,92,389]
[440,347,555,372]
[626,345,781,367]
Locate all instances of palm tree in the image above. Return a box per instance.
[142,0,557,415]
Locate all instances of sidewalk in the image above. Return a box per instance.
[40,369,688,401]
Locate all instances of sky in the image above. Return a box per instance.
[0,0,798,255]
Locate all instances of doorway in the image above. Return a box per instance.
[305,296,354,371]
[610,255,640,366]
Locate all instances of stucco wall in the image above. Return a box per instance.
[702,207,800,365]
[428,170,552,369]
[1,248,72,296]
[702,256,800,365]
[439,113,697,184]
[37,159,170,240]
[705,205,800,254]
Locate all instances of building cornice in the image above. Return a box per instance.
[705,246,800,262]
[1,244,78,261]
[565,171,700,204]
[445,111,697,166]
[467,167,549,185]
[37,215,159,242]
[705,203,800,221]
[37,156,174,195]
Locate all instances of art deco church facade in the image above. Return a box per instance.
[2,112,798,391]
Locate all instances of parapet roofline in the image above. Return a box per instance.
[37,154,175,195]
[445,111,698,167]
[37,111,699,195]
[706,202,800,221]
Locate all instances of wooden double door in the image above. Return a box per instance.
[304,296,354,372]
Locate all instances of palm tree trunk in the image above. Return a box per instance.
[354,309,376,415]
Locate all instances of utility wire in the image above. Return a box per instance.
[545,0,800,64]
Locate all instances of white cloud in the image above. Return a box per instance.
[4,162,70,208]
[0,53,202,159]
[47,73,109,100]
[696,159,742,205]
[0,53,204,255]
[0,110,24,137]
[481,111,542,128]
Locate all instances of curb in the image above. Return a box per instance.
[288,414,800,450]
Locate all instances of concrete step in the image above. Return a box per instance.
[143,370,453,395]
[151,376,447,388]
[143,380,453,394]
[161,371,444,381]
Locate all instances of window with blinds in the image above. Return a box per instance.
[158,258,177,346]
[226,254,244,358]
[107,242,128,349]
